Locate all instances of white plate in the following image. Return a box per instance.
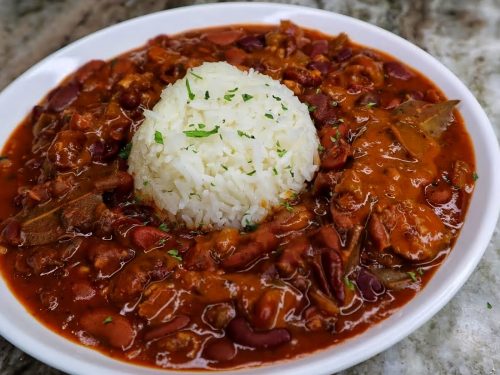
[0,2,499,375]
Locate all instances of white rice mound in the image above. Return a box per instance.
[129,62,319,229]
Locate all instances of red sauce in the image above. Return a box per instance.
[0,21,475,370]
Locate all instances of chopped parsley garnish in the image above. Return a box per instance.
[167,249,182,262]
[366,102,377,108]
[204,90,210,100]
[154,131,164,145]
[272,167,278,175]
[246,170,256,176]
[487,302,493,309]
[276,141,287,157]
[417,267,425,275]
[281,201,293,212]
[185,79,195,100]
[265,83,270,87]
[190,71,203,79]
[308,105,316,112]
[344,276,355,291]
[221,164,228,171]
[244,219,258,232]
[264,113,274,119]
[330,130,341,143]
[318,144,325,152]
[407,271,418,282]
[143,180,149,186]
[183,125,220,138]
[198,123,206,129]
[272,95,282,101]
[118,143,132,159]
[158,238,167,246]
[472,172,479,181]
[224,93,236,101]
[237,130,255,139]
[158,223,169,232]
[242,93,253,102]
[228,87,238,93]
[281,103,288,111]
[286,165,294,177]
[103,316,113,325]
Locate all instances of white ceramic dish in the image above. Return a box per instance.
[0,2,499,375]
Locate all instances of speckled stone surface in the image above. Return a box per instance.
[0,0,499,374]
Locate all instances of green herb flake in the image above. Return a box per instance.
[158,238,167,246]
[264,113,274,119]
[228,87,238,93]
[344,276,355,291]
[154,131,164,145]
[198,123,206,129]
[158,223,169,232]
[246,170,256,176]
[487,302,493,309]
[237,130,255,139]
[221,164,228,171]
[318,144,325,152]
[272,167,278,175]
[281,103,288,111]
[167,249,182,262]
[276,141,287,157]
[183,125,220,138]
[190,71,203,80]
[272,95,282,101]
[281,201,293,212]
[417,267,425,275]
[308,105,316,112]
[224,93,236,101]
[143,180,149,186]
[118,143,132,159]
[265,83,270,87]
[242,93,253,102]
[366,102,377,108]
[244,219,258,232]
[204,90,210,100]
[103,316,113,325]
[472,172,479,181]
[407,271,418,282]
[185,79,195,100]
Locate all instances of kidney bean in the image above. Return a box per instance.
[203,338,237,361]
[307,61,331,75]
[356,268,385,302]
[384,61,413,80]
[226,317,291,349]
[130,226,173,250]
[237,35,265,52]
[273,205,313,233]
[205,30,244,46]
[309,39,329,57]
[425,182,453,205]
[144,315,190,341]
[80,309,135,349]
[47,82,80,112]
[283,67,321,87]
[368,213,390,251]
[253,289,283,329]
[333,47,352,62]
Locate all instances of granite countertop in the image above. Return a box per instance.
[0,0,499,374]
